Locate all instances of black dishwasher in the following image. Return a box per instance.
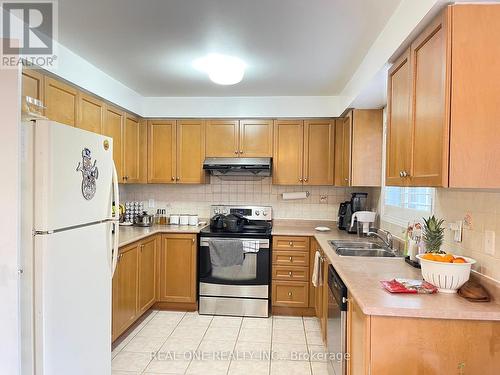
[327,265,348,375]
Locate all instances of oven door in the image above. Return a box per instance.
[199,237,270,298]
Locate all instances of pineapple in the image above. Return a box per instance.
[423,215,445,254]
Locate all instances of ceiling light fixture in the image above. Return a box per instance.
[193,53,246,85]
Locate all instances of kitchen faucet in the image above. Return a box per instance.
[367,228,393,249]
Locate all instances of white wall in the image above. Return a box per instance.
[0,67,21,374]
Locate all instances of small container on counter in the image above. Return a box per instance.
[170,214,179,225]
[188,214,199,226]
[159,209,168,225]
[179,214,189,226]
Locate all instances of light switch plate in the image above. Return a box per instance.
[484,230,495,255]
[449,221,463,242]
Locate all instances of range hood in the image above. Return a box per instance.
[203,157,272,176]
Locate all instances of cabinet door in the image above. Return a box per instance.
[123,114,141,183]
[351,110,383,187]
[304,120,335,185]
[77,93,104,134]
[309,238,319,308]
[22,69,44,102]
[339,114,353,186]
[334,119,345,186]
[138,119,148,184]
[159,234,197,303]
[449,5,500,188]
[314,254,323,319]
[347,295,370,375]
[44,77,78,126]
[102,105,124,181]
[409,12,449,187]
[205,120,239,157]
[386,50,412,187]
[239,119,273,157]
[177,120,206,183]
[272,120,304,185]
[148,120,176,183]
[137,236,157,315]
[112,244,138,341]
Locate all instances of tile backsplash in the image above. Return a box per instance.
[377,188,500,283]
[120,177,374,220]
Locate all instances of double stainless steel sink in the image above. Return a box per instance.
[328,240,400,257]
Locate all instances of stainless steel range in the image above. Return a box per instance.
[198,205,272,317]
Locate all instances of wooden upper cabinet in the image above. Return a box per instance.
[449,4,500,188]
[239,119,273,157]
[386,50,412,187]
[22,69,44,102]
[148,120,176,183]
[272,120,304,185]
[77,93,104,134]
[334,114,352,187]
[409,11,450,187]
[159,234,197,303]
[137,236,157,315]
[102,105,124,180]
[123,114,141,183]
[205,120,239,157]
[44,77,78,126]
[177,120,206,183]
[351,109,383,187]
[303,120,334,185]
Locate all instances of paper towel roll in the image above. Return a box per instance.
[282,191,309,200]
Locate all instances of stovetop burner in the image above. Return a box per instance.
[200,205,273,238]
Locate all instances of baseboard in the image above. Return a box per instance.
[271,306,316,317]
[154,301,198,311]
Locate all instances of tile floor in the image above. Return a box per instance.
[112,311,332,375]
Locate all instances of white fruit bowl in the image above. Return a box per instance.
[416,254,476,293]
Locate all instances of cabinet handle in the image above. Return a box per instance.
[289,241,293,246]
[288,291,293,297]
[304,177,308,182]
[288,271,293,277]
[289,256,293,262]
[176,177,180,181]
[399,171,403,177]
[299,178,303,182]
[402,171,409,178]
[171,176,175,181]
[344,178,348,182]
[234,150,238,154]
[192,238,195,244]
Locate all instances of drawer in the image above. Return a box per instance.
[273,236,310,251]
[272,250,309,267]
[272,265,309,282]
[272,281,309,307]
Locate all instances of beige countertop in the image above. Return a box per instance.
[273,220,500,321]
[118,223,207,247]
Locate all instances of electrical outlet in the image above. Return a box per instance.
[319,195,328,204]
[449,221,463,242]
[463,213,473,230]
[484,230,495,255]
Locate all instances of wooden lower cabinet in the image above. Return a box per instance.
[112,242,139,341]
[158,234,197,305]
[272,281,309,308]
[137,236,158,315]
[112,235,158,341]
[347,293,500,375]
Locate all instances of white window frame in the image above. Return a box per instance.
[379,107,435,227]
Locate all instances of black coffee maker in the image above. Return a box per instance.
[338,192,368,232]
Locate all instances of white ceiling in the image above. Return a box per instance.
[58,0,401,97]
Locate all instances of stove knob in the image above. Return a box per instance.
[222,209,228,214]
[255,211,260,216]
[214,208,220,214]
[262,211,268,216]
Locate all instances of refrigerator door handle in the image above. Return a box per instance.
[111,161,120,277]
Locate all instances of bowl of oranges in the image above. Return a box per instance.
[416,253,476,293]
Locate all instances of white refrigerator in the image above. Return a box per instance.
[20,120,120,375]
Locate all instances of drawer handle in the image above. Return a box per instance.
[289,256,293,262]
[288,271,293,277]
[289,241,293,246]
[288,291,293,297]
